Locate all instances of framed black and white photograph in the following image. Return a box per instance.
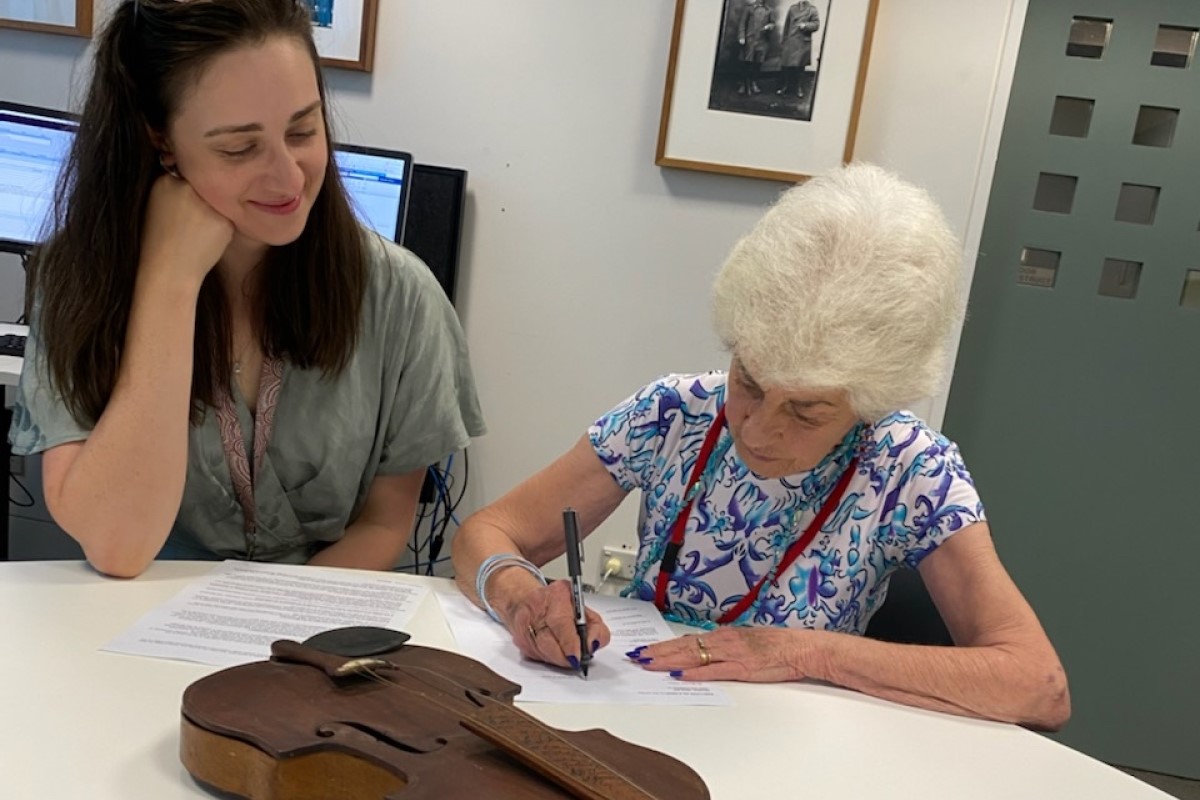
[0,0,92,37]
[657,0,879,182]
[303,0,379,72]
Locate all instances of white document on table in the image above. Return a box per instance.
[101,561,427,667]
[437,591,731,707]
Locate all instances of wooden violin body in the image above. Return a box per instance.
[180,629,709,800]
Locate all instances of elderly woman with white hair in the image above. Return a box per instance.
[451,164,1070,730]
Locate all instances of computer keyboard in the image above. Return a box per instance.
[0,333,26,357]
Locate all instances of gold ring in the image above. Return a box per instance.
[697,636,711,667]
[528,622,550,639]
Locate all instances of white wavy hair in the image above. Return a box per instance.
[712,163,964,420]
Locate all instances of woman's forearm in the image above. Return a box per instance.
[47,272,202,577]
[808,631,1070,730]
[451,512,548,623]
[451,437,630,624]
[310,469,424,570]
[307,522,405,571]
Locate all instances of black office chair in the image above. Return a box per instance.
[864,568,954,646]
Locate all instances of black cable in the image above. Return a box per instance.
[407,556,452,573]
[433,449,469,576]
[402,462,447,574]
[407,512,432,571]
[396,450,470,576]
[426,462,455,575]
[9,473,35,508]
[407,512,427,559]
[404,482,434,571]
[455,450,469,512]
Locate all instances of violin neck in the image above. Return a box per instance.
[462,703,658,800]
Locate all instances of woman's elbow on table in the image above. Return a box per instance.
[1024,655,1071,732]
[78,534,159,579]
[986,637,1070,731]
[48,496,160,577]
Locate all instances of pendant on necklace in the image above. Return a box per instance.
[233,361,242,375]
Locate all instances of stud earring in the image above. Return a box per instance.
[158,153,181,178]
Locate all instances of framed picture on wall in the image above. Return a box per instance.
[304,0,380,72]
[0,0,92,37]
[656,0,880,182]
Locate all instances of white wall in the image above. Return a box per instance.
[1,1,1024,581]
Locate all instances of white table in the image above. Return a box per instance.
[0,560,1171,799]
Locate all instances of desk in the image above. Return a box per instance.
[0,561,1170,799]
[1,322,27,560]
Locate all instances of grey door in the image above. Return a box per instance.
[944,0,1199,778]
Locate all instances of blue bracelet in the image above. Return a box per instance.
[475,553,548,624]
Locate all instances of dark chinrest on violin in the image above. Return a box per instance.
[180,626,710,800]
[304,627,412,658]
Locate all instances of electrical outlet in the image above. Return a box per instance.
[600,545,637,583]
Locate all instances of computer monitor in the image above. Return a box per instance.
[402,164,467,306]
[0,101,77,254]
[334,143,413,244]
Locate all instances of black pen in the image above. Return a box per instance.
[562,507,591,678]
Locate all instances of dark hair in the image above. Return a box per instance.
[27,0,366,425]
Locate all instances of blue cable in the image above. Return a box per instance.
[430,467,462,526]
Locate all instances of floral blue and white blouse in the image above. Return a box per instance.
[587,372,985,634]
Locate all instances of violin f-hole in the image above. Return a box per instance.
[318,722,448,755]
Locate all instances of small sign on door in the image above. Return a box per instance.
[1018,247,1060,289]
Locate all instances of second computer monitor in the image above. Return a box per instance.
[334,143,413,244]
[0,101,77,254]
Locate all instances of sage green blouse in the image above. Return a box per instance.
[8,234,486,563]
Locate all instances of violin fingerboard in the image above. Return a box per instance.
[462,707,658,800]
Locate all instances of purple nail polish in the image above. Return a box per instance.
[670,670,683,678]
[567,655,579,669]
[592,640,601,654]
[636,657,653,665]
[624,650,641,659]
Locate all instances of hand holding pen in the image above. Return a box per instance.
[497,511,609,672]
[562,508,593,678]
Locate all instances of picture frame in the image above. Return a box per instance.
[304,0,380,72]
[656,0,880,182]
[0,0,92,38]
